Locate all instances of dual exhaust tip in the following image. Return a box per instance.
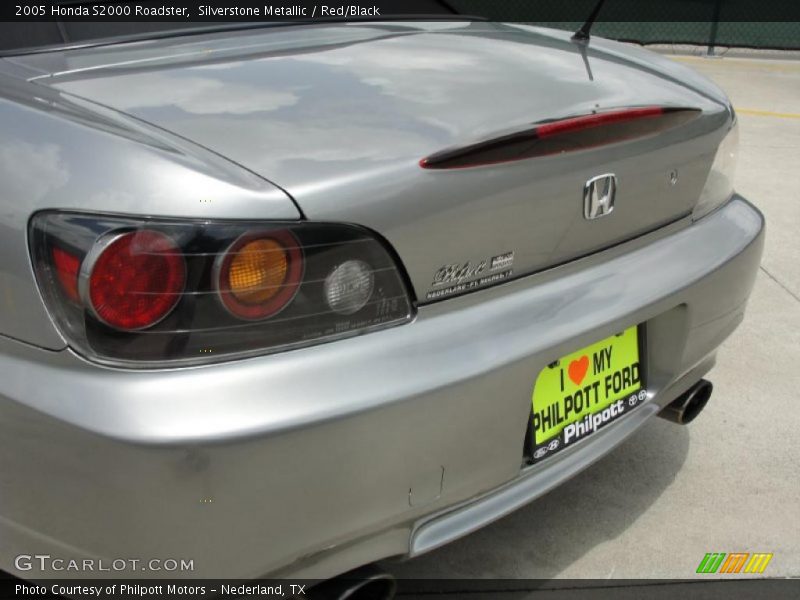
[658,379,713,425]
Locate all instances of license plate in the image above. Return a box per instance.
[529,326,646,463]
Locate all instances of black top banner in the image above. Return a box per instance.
[4,0,800,22]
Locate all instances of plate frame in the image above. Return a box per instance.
[523,323,648,465]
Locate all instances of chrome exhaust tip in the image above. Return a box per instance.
[658,379,713,425]
[309,564,397,600]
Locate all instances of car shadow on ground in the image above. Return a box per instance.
[385,417,690,580]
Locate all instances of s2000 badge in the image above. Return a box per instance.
[432,260,486,287]
[426,252,514,300]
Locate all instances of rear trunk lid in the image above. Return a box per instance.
[19,22,732,301]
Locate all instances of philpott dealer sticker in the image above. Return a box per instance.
[529,326,645,463]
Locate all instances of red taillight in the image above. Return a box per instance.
[216,230,303,320]
[85,230,186,331]
[52,246,81,303]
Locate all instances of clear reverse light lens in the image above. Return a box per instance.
[325,260,375,315]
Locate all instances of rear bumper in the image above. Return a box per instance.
[0,197,764,580]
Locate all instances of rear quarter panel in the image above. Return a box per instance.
[0,64,299,349]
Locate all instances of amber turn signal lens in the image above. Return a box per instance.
[228,238,288,304]
[217,230,303,320]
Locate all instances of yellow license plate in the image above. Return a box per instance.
[530,326,645,462]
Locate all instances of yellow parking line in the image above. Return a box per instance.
[736,108,800,120]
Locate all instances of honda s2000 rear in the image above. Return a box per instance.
[0,21,763,585]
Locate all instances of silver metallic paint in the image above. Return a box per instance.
[0,62,299,348]
[13,22,731,302]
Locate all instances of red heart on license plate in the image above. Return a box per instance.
[568,355,589,386]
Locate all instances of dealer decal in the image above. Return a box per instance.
[529,327,645,462]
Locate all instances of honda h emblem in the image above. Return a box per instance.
[583,174,617,220]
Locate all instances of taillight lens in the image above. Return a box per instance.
[30,213,413,367]
[694,116,739,220]
[324,260,375,316]
[84,230,186,331]
[216,231,302,320]
[51,246,81,304]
